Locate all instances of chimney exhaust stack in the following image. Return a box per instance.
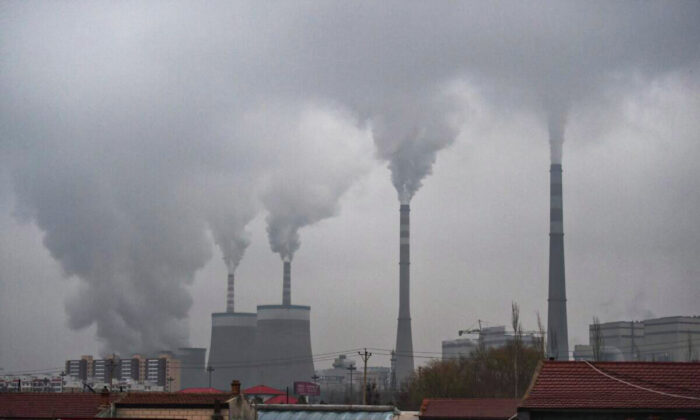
[283,260,291,306]
[547,163,569,360]
[394,204,414,386]
[226,273,235,313]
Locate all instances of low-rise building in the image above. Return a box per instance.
[442,326,539,360]
[518,361,700,419]
[420,398,520,420]
[573,315,700,362]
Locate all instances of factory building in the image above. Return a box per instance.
[315,355,391,403]
[208,261,314,391]
[573,315,700,362]
[442,326,539,360]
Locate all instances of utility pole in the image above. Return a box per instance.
[207,366,215,388]
[358,349,372,405]
[108,354,117,391]
[346,365,356,404]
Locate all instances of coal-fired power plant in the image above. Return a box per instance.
[547,163,569,360]
[394,203,414,386]
[208,272,258,390]
[208,261,314,390]
[255,303,314,389]
[177,347,207,388]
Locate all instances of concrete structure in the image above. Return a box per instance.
[547,163,569,360]
[208,311,257,390]
[283,260,291,306]
[63,353,179,391]
[0,376,63,393]
[316,355,391,403]
[395,204,414,386]
[177,347,207,389]
[226,273,235,313]
[573,315,700,362]
[442,326,539,360]
[254,304,314,390]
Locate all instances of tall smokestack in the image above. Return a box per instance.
[283,260,291,306]
[547,164,569,360]
[226,273,235,313]
[394,203,414,385]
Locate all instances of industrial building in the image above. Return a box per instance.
[573,315,700,362]
[442,326,539,360]
[208,261,314,391]
[315,354,391,403]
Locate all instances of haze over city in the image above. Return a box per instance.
[1,0,699,376]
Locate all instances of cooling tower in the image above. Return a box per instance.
[547,163,569,360]
[208,312,257,390]
[177,347,207,389]
[394,203,414,386]
[254,304,314,390]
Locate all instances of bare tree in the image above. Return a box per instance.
[511,302,522,398]
[536,312,546,360]
[591,316,604,362]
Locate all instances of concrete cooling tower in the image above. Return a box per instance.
[177,347,207,389]
[254,304,314,390]
[208,312,257,390]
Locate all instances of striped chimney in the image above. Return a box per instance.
[283,260,291,306]
[394,203,414,386]
[547,163,569,360]
[226,273,235,313]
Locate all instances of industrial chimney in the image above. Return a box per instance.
[394,203,414,386]
[283,260,291,306]
[547,163,569,360]
[226,273,235,313]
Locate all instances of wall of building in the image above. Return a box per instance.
[116,407,229,420]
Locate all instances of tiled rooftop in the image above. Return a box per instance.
[420,398,519,419]
[116,391,235,407]
[521,361,700,410]
[0,392,120,418]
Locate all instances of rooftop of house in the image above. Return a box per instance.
[520,361,700,411]
[420,398,520,419]
[0,392,121,418]
[115,391,235,408]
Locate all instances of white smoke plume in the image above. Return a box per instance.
[259,103,373,261]
[206,185,256,273]
[1,1,698,356]
[372,89,464,204]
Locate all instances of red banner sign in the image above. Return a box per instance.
[294,381,320,396]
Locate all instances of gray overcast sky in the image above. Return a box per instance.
[1,1,699,373]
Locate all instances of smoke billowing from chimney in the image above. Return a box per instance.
[372,89,463,204]
[261,104,373,262]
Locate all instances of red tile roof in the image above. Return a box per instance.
[243,385,285,396]
[264,395,299,404]
[116,392,235,407]
[521,361,700,410]
[177,387,225,394]
[0,392,120,418]
[420,398,519,419]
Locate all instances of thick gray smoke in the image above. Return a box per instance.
[260,104,373,261]
[1,1,698,356]
[206,186,256,273]
[372,90,463,204]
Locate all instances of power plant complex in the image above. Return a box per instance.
[208,261,314,390]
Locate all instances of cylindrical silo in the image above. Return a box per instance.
[177,347,207,389]
[208,312,257,390]
[254,304,314,390]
